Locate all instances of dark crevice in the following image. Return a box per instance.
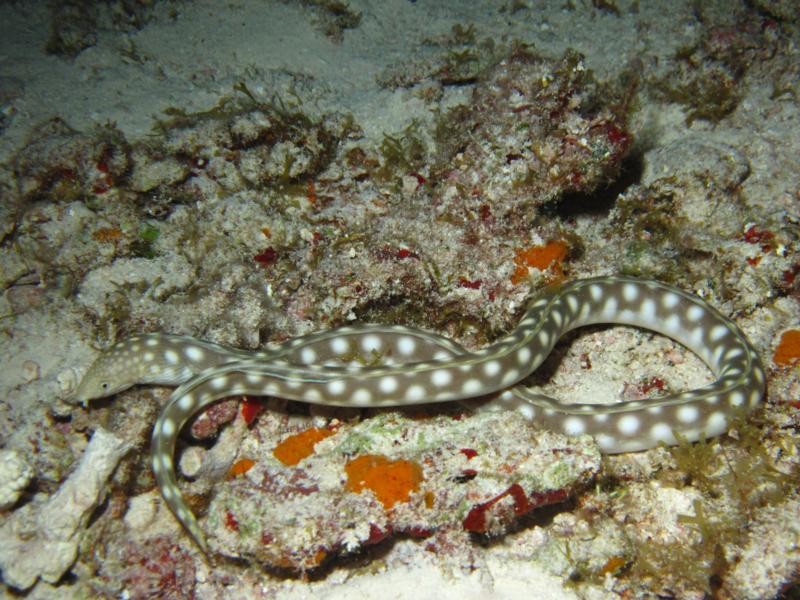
[542,151,644,219]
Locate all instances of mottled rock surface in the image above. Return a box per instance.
[207,411,601,570]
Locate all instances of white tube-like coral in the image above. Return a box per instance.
[0,428,132,590]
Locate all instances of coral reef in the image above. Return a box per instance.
[0,0,799,596]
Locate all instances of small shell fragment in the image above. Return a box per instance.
[22,360,41,384]
[179,446,206,479]
[57,368,79,398]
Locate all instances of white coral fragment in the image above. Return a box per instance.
[0,428,132,590]
[0,449,33,510]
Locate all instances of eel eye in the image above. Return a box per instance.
[101,382,110,391]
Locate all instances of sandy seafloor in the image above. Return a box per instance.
[1,0,800,598]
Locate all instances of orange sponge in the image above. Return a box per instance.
[345,455,423,509]
[273,427,335,466]
[511,240,568,284]
[774,329,800,366]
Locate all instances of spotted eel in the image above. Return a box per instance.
[73,276,766,552]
